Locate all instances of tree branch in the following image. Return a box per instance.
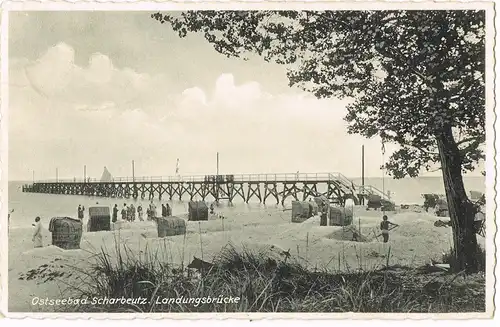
[459,136,485,157]
[398,141,439,156]
[456,135,485,146]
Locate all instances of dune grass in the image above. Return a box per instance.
[67,237,486,313]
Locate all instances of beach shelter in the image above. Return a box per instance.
[435,198,449,217]
[423,193,439,211]
[88,206,111,232]
[157,216,187,237]
[48,217,83,250]
[291,201,312,223]
[366,195,382,210]
[329,206,351,226]
[188,201,209,221]
[381,199,396,212]
[474,208,486,237]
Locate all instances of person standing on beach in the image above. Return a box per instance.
[8,209,14,228]
[127,205,132,221]
[166,203,172,217]
[320,205,328,226]
[149,201,157,219]
[130,204,136,222]
[121,204,127,220]
[77,205,84,220]
[137,204,143,221]
[32,217,43,248]
[161,204,167,217]
[380,215,398,243]
[112,204,118,223]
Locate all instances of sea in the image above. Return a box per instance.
[7,176,485,229]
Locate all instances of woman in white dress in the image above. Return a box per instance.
[32,216,43,248]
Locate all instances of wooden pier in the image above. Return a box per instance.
[22,173,389,205]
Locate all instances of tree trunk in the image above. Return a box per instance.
[435,126,479,273]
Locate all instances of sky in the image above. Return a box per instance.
[6,11,480,181]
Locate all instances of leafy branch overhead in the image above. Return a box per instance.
[152,10,485,178]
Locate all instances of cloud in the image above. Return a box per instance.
[213,73,263,108]
[85,53,113,84]
[17,42,171,115]
[9,42,408,181]
[24,43,76,97]
[180,87,208,109]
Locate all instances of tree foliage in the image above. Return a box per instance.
[152,10,485,179]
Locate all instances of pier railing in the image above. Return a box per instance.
[32,172,345,184]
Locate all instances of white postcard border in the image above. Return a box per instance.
[0,0,496,320]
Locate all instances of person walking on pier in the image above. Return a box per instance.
[137,204,144,221]
[112,204,118,223]
[32,217,43,248]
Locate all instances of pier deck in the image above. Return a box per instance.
[22,173,389,205]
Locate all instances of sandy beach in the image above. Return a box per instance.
[8,204,485,312]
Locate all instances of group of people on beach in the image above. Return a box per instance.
[110,201,172,223]
[74,201,174,224]
[114,203,140,222]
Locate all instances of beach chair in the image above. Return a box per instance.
[188,201,209,221]
[291,201,312,223]
[422,194,439,212]
[49,217,83,250]
[366,195,382,210]
[476,220,486,237]
[381,199,396,211]
[88,206,111,232]
[474,209,486,237]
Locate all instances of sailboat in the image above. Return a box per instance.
[100,166,113,182]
